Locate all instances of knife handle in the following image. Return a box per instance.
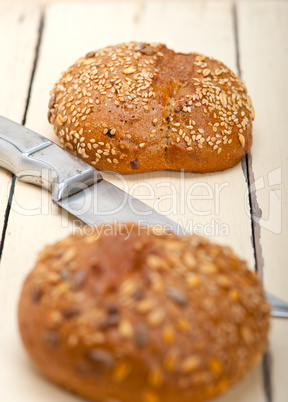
[0,116,102,202]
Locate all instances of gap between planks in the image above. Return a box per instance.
[0,9,45,262]
[233,3,272,402]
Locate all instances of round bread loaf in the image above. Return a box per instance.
[18,223,269,402]
[48,42,254,174]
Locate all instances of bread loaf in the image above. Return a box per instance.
[48,42,254,173]
[18,223,269,402]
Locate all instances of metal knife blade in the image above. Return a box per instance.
[59,177,184,233]
[266,293,288,318]
[0,115,287,317]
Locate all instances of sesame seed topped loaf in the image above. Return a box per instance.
[18,224,270,402]
[48,42,254,173]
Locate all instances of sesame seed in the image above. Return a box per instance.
[181,356,201,373]
[251,105,255,120]
[220,92,227,107]
[238,134,245,147]
[203,68,211,77]
[123,66,137,74]
[56,116,64,126]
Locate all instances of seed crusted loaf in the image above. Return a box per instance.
[48,42,254,173]
[18,224,269,402]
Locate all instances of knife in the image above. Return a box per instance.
[0,115,183,234]
[0,115,287,318]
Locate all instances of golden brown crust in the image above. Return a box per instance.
[18,224,269,402]
[48,42,254,174]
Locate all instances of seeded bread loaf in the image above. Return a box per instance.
[18,223,269,402]
[48,42,254,174]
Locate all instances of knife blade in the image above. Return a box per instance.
[0,115,287,318]
[266,293,288,318]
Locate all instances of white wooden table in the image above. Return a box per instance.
[0,1,287,401]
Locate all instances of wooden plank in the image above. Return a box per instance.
[237,1,288,401]
[0,0,43,398]
[0,2,42,239]
[238,0,288,302]
[0,1,265,401]
[0,171,11,238]
[269,319,288,402]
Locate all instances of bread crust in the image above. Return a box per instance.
[18,224,270,402]
[48,42,254,173]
